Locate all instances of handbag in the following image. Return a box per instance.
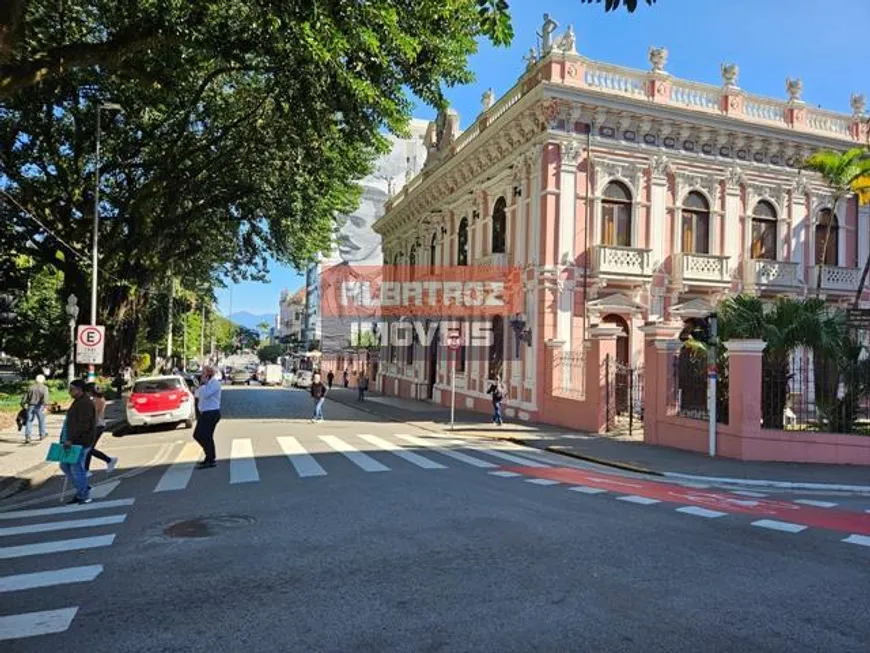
[46,442,83,464]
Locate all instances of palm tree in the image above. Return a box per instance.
[802,148,870,302]
[256,321,271,341]
[715,295,844,429]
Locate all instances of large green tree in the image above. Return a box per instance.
[1,0,515,370]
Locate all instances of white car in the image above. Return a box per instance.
[294,370,313,389]
[126,375,196,430]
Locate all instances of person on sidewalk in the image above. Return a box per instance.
[486,376,506,426]
[20,374,49,443]
[310,373,327,422]
[84,384,118,475]
[343,369,349,388]
[358,372,369,402]
[192,365,222,469]
[327,370,334,389]
[60,380,96,504]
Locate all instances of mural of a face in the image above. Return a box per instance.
[334,185,387,266]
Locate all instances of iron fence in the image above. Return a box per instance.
[761,352,870,434]
[673,349,728,424]
[604,355,644,436]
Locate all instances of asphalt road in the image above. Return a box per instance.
[1,386,869,652]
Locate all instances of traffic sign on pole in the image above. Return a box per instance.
[76,325,106,365]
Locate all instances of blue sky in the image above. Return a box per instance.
[217,0,870,316]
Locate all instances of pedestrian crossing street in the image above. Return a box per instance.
[0,498,135,642]
[144,433,554,495]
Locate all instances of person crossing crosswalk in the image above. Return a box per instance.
[0,499,135,642]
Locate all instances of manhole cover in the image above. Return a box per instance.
[162,514,256,539]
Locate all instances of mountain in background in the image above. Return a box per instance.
[228,311,277,331]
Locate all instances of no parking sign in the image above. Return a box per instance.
[76,325,105,365]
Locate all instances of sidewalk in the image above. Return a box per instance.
[328,388,870,491]
[0,400,126,498]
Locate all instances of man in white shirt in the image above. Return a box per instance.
[193,365,222,469]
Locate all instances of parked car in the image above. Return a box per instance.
[126,375,196,430]
[262,364,283,386]
[294,370,313,389]
[229,368,251,385]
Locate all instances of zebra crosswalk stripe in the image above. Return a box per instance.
[153,442,201,492]
[0,534,116,560]
[320,435,390,473]
[358,434,446,469]
[0,514,126,538]
[0,498,135,521]
[394,434,497,469]
[277,436,326,477]
[0,607,79,641]
[230,439,259,484]
[0,565,103,593]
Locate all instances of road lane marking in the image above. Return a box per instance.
[732,490,768,497]
[526,478,560,486]
[89,480,120,499]
[0,514,126,537]
[0,499,135,520]
[569,486,607,495]
[277,437,326,477]
[153,442,201,492]
[843,534,870,547]
[0,607,78,641]
[489,471,521,478]
[794,499,838,508]
[617,495,661,506]
[676,506,728,519]
[358,435,446,470]
[752,519,807,533]
[230,439,260,484]
[0,565,103,593]
[394,434,497,469]
[0,534,116,560]
[320,436,389,473]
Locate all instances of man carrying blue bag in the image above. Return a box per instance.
[59,380,97,504]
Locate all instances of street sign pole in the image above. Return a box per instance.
[450,355,456,432]
[707,313,718,458]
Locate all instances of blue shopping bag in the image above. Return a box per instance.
[46,442,83,464]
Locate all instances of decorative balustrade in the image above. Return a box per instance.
[669,83,720,112]
[593,245,653,279]
[674,252,730,285]
[805,111,851,137]
[743,100,786,124]
[583,63,647,99]
[747,259,802,289]
[476,252,509,268]
[809,265,861,293]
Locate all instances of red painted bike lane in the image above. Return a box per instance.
[505,466,870,536]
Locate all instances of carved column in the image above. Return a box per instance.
[648,155,670,271]
[558,141,581,265]
[723,168,743,276]
[790,181,807,268]
[529,145,544,266]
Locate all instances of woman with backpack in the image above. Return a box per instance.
[486,375,506,426]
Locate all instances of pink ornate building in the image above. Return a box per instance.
[372,19,868,433]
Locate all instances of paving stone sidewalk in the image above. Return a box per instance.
[327,388,870,489]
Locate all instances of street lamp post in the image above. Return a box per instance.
[66,295,79,383]
[90,102,122,381]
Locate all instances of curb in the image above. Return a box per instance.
[663,472,870,494]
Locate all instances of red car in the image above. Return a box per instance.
[126,375,196,430]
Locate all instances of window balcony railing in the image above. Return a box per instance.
[745,259,802,290]
[809,265,862,293]
[477,252,508,268]
[593,245,653,279]
[673,252,730,286]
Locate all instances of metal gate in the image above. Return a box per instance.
[604,354,644,436]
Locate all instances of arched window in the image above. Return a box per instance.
[430,232,437,273]
[457,217,469,266]
[491,196,507,254]
[751,201,777,261]
[815,208,838,266]
[681,192,710,254]
[601,181,632,247]
[489,315,504,378]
